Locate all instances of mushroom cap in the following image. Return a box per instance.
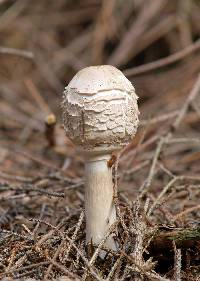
[67,65,134,94]
[62,65,139,154]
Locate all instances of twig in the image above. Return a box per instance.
[32,204,46,239]
[147,177,178,216]
[108,0,167,66]
[24,79,51,115]
[140,110,179,126]
[172,74,200,130]
[124,38,200,76]
[106,251,124,280]
[0,47,34,60]
[0,171,33,183]
[122,251,169,281]
[0,229,33,241]
[141,74,200,198]
[45,256,80,280]
[173,204,200,222]
[45,114,57,147]
[44,239,66,280]
[113,154,129,236]
[5,261,49,275]
[62,211,84,263]
[173,242,182,281]
[140,137,165,194]
[148,175,200,216]
[63,234,102,281]
[0,184,65,198]
[89,222,117,266]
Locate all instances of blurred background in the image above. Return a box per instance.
[1,0,200,178]
[0,0,200,112]
[1,1,200,279]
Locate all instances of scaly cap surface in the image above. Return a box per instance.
[62,65,139,153]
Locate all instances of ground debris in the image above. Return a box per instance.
[1,0,200,280]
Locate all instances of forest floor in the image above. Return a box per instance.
[0,1,200,280]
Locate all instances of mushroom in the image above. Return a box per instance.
[62,65,139,251]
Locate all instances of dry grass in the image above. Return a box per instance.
[0,0,200,280]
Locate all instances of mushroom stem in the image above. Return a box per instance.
[62,65,139,252]
[84,154,117,250]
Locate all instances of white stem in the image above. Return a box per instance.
[85,154,117,250]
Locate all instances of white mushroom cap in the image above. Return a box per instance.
[67,65,135,94]
[62,65,139,153]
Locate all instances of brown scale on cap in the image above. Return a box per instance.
[61,65,140,253]
[62,65,139,152]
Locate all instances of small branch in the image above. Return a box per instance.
[45,114,57,147]
[172,73,200,130]
[0,47,34,60]
[173,242,182,281]
[124,38,200,76]
[149,227,200,251]
[173,204,200,222]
